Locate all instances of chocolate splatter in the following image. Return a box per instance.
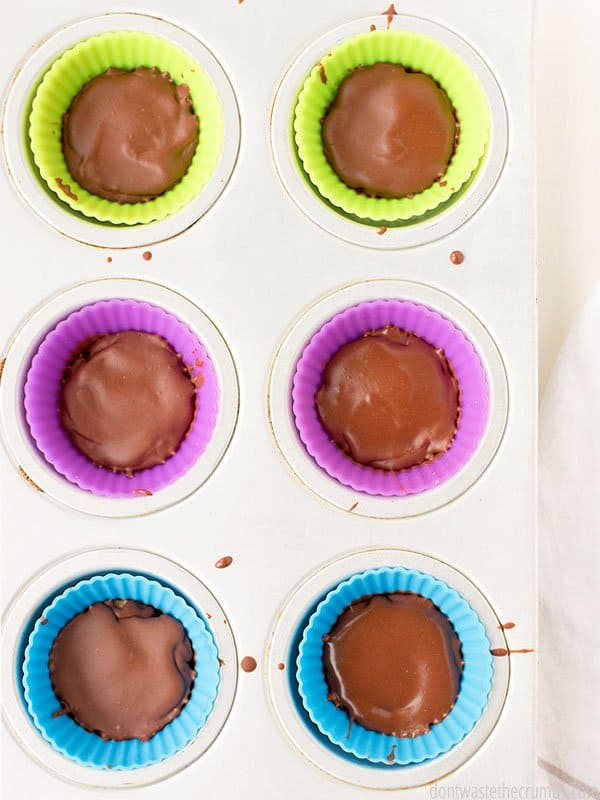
[345,716,353,740]
[499,622,516,630]
[18,467,43,493]
[56,178,78,201]
[52,707,70,719]
[319,63,327,84]
[383,3,397,28]
[40,617,48,625]
[241,656,257,673]
[132,488,153,496]
[387,744,397,763]
[0,357,5,381]
[219,657,225,667]
[450,250,464,265]
[215,556,233,569]
[348,502,359,512]
[106,256,112,263]
[277,662,285,671]
[142,251,152,261]
[370,23,377,32]
[490,648,535,657]
[377,226,387,235]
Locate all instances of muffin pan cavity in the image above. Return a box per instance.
[0,278,239,517]
[2,13,240,248]
[271,12,507,250]
[268,279,508,519]
[266,549,509,790]
[1,548,238,788]
[23,573,220,770]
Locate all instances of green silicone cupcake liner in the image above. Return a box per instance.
[29,31,224,225]
[293,30,490,223]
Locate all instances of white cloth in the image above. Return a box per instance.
[538,283,600,797]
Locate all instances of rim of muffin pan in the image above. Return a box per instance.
[1,12,241,248]
[267,279,508,519]
[265,547,510,790]
[0,277,239,518]
[1,547,238,789]
[270,12,508,250]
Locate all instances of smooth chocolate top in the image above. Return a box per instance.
[62,67,199,203]
[48,600,195,741]
[322,62,456,198]
[60,331,196,473]
[323,592,463,737]
[315,325,460,471]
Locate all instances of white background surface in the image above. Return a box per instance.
[537,5,600,796]
[537,0,600,392]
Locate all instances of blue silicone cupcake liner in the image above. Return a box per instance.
[296,567,493,766]
[22,573,220,770]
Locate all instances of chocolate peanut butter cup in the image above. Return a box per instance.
[322,592,463,738]
[292,299,488,497]
[29,31,223,225]
[315,325,460,471]
[322,63,457,199]
[296,567,493,765]
[294,30,489,223]
[49,599,196,742]
[22,573,220,769]
[60,331,197,475]
[62,67,199,204]
[24,299,219,498]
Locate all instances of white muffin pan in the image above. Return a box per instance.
[0,0,537,797]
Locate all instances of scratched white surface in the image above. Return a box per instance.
[537,0,600,392]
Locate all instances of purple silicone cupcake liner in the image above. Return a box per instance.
[24,298,219,498]
[292,299,489,497]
